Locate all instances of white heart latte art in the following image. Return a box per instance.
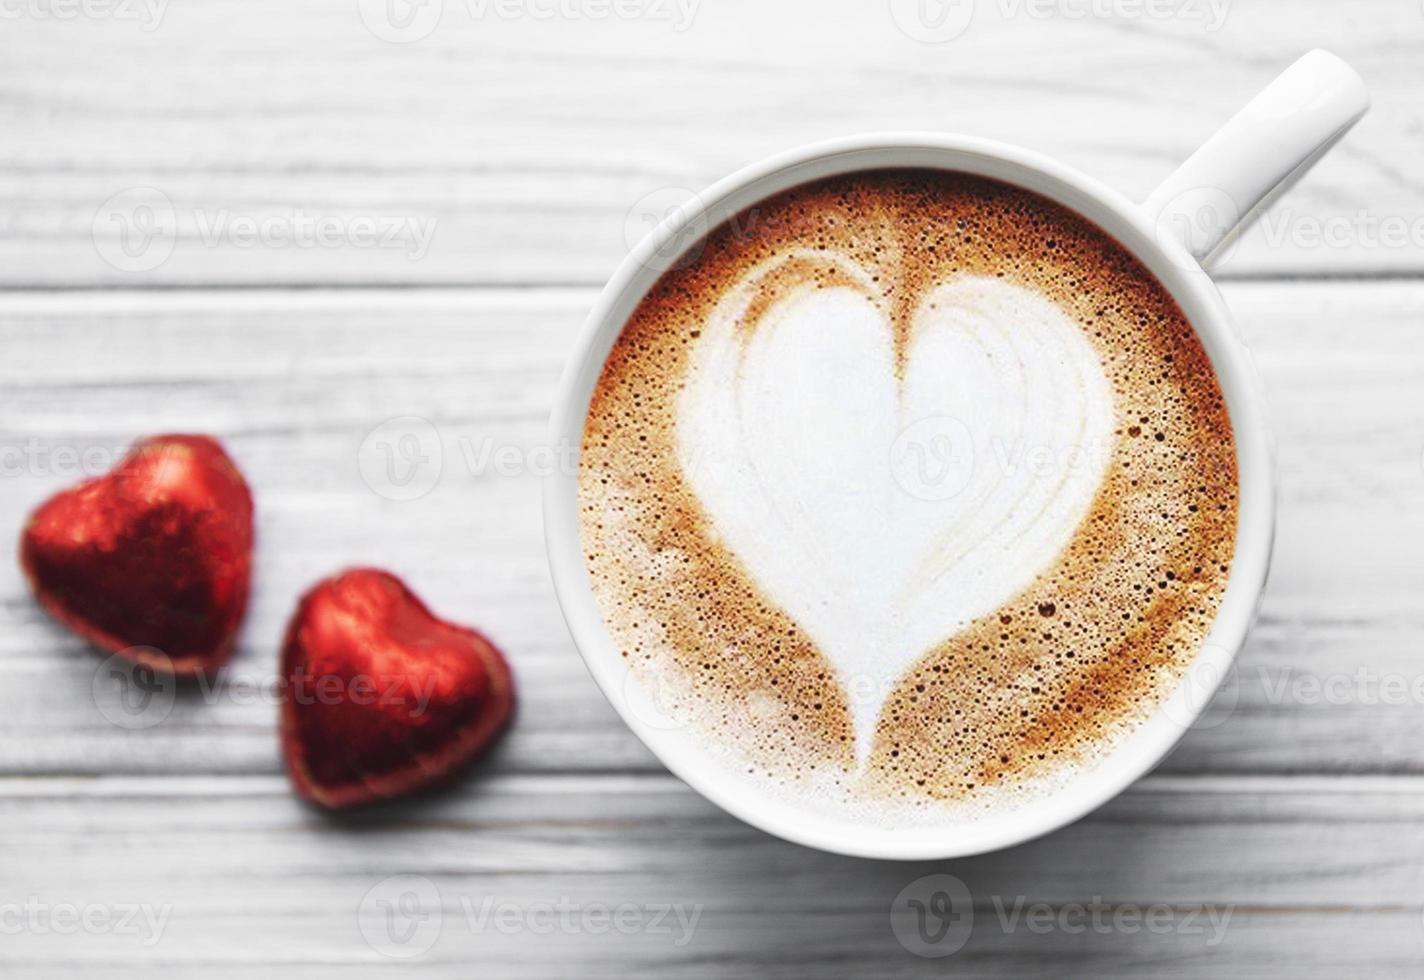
[677,251,1116,765]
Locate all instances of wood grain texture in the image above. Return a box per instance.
[2,281,1423,782]
[0,299,1418,970]
[4,3,1424,973]
[1,0,1422,286]
[0,774,1422,976]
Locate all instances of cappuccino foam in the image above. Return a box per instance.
[579,170,1237,822]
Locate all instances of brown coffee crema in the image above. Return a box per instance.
[579,170,1237,813]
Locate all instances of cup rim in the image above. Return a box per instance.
[543,131,1274,860]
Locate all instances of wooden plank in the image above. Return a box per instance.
[0,0,1421,286]
[0,774,1422,976]
[1,281,1423,780]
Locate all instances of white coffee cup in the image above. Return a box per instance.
[544,50,1369,859]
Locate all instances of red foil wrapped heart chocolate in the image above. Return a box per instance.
[19,434,254,676]
[279,568,516,809]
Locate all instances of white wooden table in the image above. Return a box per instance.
[3,1,1424,975]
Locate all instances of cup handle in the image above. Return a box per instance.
[1142,49,1369,267]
